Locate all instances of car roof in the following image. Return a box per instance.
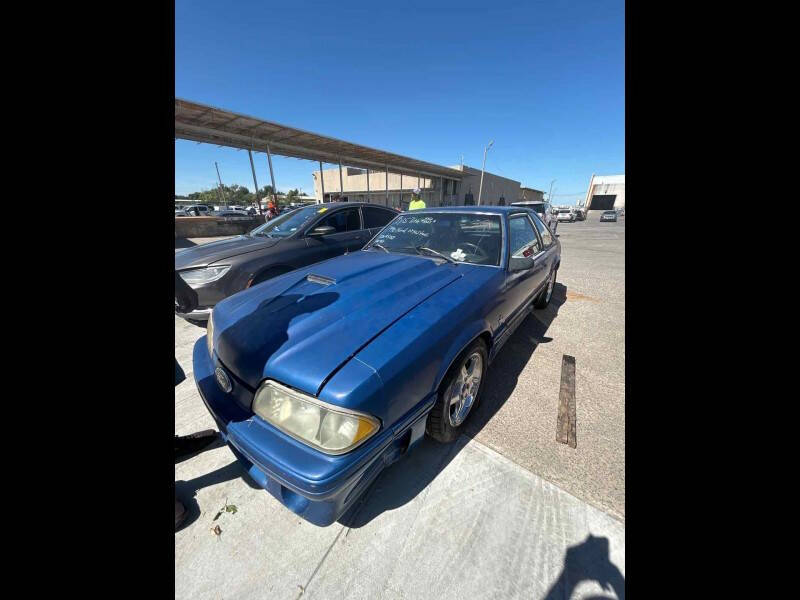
[411,206,526,215]
[311,202,398,210]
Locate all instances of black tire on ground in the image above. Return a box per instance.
[426,338,489,443]
[534,268,557,309]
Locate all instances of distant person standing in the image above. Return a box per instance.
[266,200,278,220]
[409,188,426,211]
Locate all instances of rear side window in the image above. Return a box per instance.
[362,206,396,229]
[319,208,361,233]
[530,212,554,246]
[509,214,541,257]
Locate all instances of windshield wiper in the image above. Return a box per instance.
[369,243,390,253]
[415,245,456,264]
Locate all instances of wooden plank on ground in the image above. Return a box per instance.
[556,354,577,448]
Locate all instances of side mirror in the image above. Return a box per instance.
[509,256,534,272]
[308,225,336,237]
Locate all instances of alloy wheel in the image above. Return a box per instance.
[447,352,483,427]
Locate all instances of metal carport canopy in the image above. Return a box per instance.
[175,98,464,181]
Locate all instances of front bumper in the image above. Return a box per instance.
[191,337,431,526]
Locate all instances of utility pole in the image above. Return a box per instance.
[548,179,556,205]
[477,140,494,206]
[215,162,228,205]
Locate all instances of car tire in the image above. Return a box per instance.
[426,338,489,443]
[534,268,557,309]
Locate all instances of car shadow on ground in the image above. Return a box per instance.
[542,534,625,600]
[175,460,262,532]
[339,282,568,528]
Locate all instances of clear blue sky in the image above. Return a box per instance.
[176,0,624,204]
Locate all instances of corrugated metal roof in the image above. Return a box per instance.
[175,99,464,180]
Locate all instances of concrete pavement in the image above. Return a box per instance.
[175,315,624,599]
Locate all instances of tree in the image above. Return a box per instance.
[180,182,286,209]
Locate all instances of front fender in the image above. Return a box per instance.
[432,320,492,394]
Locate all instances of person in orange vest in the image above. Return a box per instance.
[266,200,278,220]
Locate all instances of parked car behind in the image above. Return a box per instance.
[212,210,255,218]
[600,210,618,222]
[556,208,576,222]
[175,202,399,323]
[193,206,561,526]
[179,204,210,216]
[510,200,558,233]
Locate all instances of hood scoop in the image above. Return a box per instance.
[306,274,336,286]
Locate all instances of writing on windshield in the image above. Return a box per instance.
[370,213,501,266]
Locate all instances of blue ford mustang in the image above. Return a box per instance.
[193,206,560,526]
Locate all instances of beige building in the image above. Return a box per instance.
[519,187,545,203]
[312,164,521,210]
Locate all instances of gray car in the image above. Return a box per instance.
[510,200,558,234]
[175,202,399,323]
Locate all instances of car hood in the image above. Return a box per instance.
[175,234,280,269]
[213,251,467,395]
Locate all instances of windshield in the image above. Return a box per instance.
[558,209,572,213]
[366,212,502,266]
[250,205,322,238]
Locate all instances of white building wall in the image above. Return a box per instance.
[585,174,625,209]
[312,168,434,208]
[312,165,521,209]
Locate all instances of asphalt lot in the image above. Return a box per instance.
[174,211,625,599]
[465,212,625,520]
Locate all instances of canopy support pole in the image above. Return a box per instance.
[339,159,344,200]
[247,150,261,214]
[266,145,277,206]
[319,160,325,204]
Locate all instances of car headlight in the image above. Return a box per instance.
[252,381,379,454]
[206,311,214,356]
[178,265,230,287]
